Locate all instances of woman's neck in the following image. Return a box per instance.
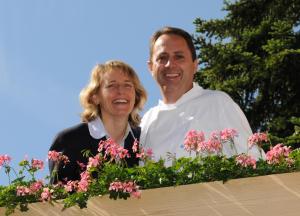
[101,115,128,143]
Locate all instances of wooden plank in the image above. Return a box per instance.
[1,172,300,216]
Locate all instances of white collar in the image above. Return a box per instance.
[158,82,204,109]
[87,117,134,141]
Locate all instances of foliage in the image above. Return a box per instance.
[193,0,300,137]
[267,117,300,150]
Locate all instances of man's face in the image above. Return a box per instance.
[148,34,198,103]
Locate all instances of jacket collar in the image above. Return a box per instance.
[158,82,204,109]
[87,117,134,141]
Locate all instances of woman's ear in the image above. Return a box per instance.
[91,94,99,105]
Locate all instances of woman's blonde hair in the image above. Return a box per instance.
[80,60,147,127]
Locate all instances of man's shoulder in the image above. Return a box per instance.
[199,88,233,102]
[140,106,159,127]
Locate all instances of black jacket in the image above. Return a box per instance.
[49,123,140,183]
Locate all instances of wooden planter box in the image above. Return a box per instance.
[2,172,300,216]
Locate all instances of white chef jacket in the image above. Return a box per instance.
[141,83,263,166]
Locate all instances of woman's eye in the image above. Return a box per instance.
[124,83,133,88]
[106,84,117,89]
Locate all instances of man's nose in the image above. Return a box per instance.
[165,58,175,67]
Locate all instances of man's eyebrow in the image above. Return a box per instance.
[156,52,168,56]
[174,51,184,54]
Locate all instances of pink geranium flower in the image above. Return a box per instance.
[77,161,86,170]
[109,181,123,192]
[47,151,60,161]
[109,180,141,199]
[146,148,153,159]
[220,128,238,141]
[77,171,90,192]
[248,132,268,148]
[87,154,101,170]
[29,180,44,193]
[0,154,12,167]
[48,151,69,164]
[31,159,44,170]
[132,139,138,153]
[184,130,205,153]
[16,186,31,196]
[135,147,153,161]
[265,144,292,165]
[204,131,223,154]
[64,180,78,192]
[236,154,257,169]
[98,138,130,162]
[40,187,53,202]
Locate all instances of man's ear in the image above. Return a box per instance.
[193,59,199,74]
[147,60,153,76]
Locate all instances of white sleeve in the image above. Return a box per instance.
[221,93,265,159]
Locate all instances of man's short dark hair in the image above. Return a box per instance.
[149,26,196,61]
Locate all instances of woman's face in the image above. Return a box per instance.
[96,69,136,119]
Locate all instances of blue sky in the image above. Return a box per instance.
[0,0,226,185]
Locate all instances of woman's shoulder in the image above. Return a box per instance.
[55,123,88,140]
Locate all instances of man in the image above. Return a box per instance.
[141,26,263,165]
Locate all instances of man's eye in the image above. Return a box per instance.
[157,56,168,63]
[175,55,184,60]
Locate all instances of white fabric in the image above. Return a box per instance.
[88,117,134,147]
[141,83,264,166]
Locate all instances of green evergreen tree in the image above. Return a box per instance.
[193,0,300,139]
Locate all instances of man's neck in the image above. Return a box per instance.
[162,93,180,104]
[161,84,193,104]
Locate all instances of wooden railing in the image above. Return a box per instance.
[1,172,300,216]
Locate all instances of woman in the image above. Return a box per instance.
[49,60,147,183]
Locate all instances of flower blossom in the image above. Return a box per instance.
[248,132,268,148]
[236,154,257,169]
[40,187,53,202]
[64,180,78,192]
[109,180,141,199]
[16,186,31,196]
[109,181,123,192]
[98,138,130,162]
[184,130,205,153]
[146,148,153,159]
[0,154,12,167]
[77,171,90,192]
[31,159,44,170]
[220,128,238,141]
[48,151,69,164]
[201,131,223,154]
[87,154,101,170]
[77,161,86,170]
[136,147,153,160]
[132,139,138,153]
[266,144,293,165]
[29,180,44,193]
